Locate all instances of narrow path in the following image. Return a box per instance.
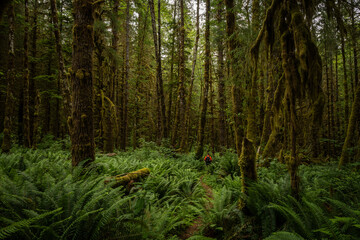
[180,175,213,239]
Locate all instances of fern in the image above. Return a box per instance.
[264,231,305,240]
[0,208,62,240]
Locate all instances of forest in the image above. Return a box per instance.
[0,0,359,239]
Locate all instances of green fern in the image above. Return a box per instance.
[0,208,62,240]
[264,231,305,240]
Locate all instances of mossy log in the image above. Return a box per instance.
[105,168,150,188]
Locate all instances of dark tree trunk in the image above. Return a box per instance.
[195,0,210,160]
[50,0,71,137]
[69,0,95,167]
[157,0,167,139]
[1,3,15,153]
[225,0,243,156]
[216,0,227,150]
[148,0,167,142]
[29,0,38,147]
[119,0,130,150]
[180,0,200,152]
[167,1,177,138]
[23,0,31,147]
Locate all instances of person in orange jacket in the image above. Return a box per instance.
[204,153,212,165]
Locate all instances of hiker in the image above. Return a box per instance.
[204,153,212,165]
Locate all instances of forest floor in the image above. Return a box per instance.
[180,175,213,239]
[0,139,359,240]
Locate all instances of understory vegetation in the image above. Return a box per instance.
[0,138,359,240]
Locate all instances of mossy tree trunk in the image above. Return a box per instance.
[1,3,15,153]
[93,3,105,151]
[225,0,244,156]
[119,0,130,151]
[106,0,120,153]
[133,7,148,149]
[339,86,360,167]
[157,0,167,139]
[252,0,323,196]
[216,0,227,151]
[167,2,177,144]
[195,0,210,160]
[173,0,186,149]
[69,0,95,167]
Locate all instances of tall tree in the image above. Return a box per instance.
[50,0,71,135]
[216,0,227,150]
[119,0,131,150]
[69,0,95,167]
[225,0,244,156]
[29,0,38,147]
[180,0,200,152]
[195,0,210,159]
[23,0,31,147]
[172,0,186,148]
[148,0,167,142]
[1,3,15,153]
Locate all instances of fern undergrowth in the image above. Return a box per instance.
[1,139,359,240]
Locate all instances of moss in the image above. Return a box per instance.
[239,138,257,193]
[75,69,84,80]
[107,168,151,188]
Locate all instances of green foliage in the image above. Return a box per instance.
[1,142,360,239]
[0,141,206,240]
[200,160,360,239]
[264,231,305,240]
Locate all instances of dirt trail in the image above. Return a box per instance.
[180,175,213,239]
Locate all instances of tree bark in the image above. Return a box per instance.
[1,3,15,153]
[148,0,167,142]
[216,1,227,150]
[225,0,244,156]
[339,86,360,166]
[23,0,31,147]
[341,34,349,128]
[180,0,200,152]
[50,0,71,137]
[69,0,95,167]
[195,0,210,160]
[29,0,38,148]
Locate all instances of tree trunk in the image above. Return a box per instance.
[167,1,177,139]
[339,86,360,166]
[29,0,38,148]
[175,0,186,148]
[216,1,227,150]
[1,4,15,153]
[157,0,167,139]
[225,0,243,156]
[180,0,200,152]
[119,0,130,150]
[69,0,95,167]
[50,0,71,137]
[195,0,210,160]
[23,0,31,147]
[341,34,349,128]
[148,0,166,142]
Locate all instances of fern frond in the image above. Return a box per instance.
[0,208,62,240]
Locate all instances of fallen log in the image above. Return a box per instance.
[104,168,150,188]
